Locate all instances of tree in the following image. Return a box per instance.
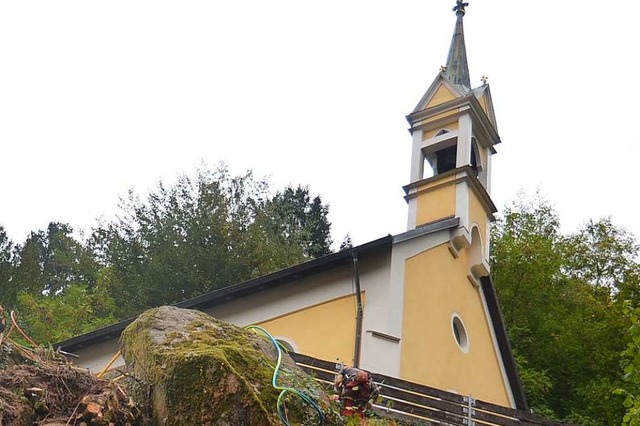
[11,230,46,297]
[490,195,568,413]
[10,223,99,298]
[491,194,634,424]
[259,186,332,258]
[1,223,104,344]
[565,218,639,290]
[91,165,333,318]
[339,234,353,251]
[620,303,640,426]
[0,225,15,307]
[41,222,99,295]
[16,281,117,344]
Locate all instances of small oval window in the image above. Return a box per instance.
[451,314,469,353]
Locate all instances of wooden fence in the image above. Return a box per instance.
[290,353,566,426]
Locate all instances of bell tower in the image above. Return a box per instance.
[404,1,500,281]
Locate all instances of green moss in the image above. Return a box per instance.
[120,307,348,425]
[122,309,288,424]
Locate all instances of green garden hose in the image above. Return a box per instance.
[244,325,324,425]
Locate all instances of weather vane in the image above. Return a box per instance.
[481,75,488,85]
[453,1,469,16]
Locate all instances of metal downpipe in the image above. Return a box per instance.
[351,250,364,368]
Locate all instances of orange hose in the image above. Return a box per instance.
[10,311,38,347]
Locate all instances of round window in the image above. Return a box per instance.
[451,314,469,353]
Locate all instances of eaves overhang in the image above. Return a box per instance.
[393,216,460,244]
[480,275,528,411]
[403,166,498,217]
[406,94,501,152]
[56,236,393,353]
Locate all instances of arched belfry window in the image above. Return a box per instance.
[470,142,479,174]
[422,130,458,179]
[470,137,488,187]
[436,145,457,174]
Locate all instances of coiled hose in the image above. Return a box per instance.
[244,325,324,426]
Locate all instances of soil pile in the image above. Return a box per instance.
[0,312,144,426]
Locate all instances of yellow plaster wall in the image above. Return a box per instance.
[426,84,457,109]
[400,244,510,406]
[415,180,456,226]
[418,110,459,129]
[257,294,360,365]
[477,93,489,115]
[422,120,459,140]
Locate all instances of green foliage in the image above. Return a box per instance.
[259,186,332,259]
[90,165,333,318]
[15,282,117,343]
[1,165,332,341]
[513,353,554,416]
[565,217,639,290]
[491,193,636,424]
[339,234,353,251]
[41,222,99,295]
[9,223,99,300]
[12,231,46,298]
[0,226,15,308]
[619,303,640,426]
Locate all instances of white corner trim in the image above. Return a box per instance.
[273,335,300,353]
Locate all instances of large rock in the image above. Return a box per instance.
[120,306,335,426]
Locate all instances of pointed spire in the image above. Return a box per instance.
[444,1,471,88]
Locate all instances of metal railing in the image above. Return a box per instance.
[290,353,566,426]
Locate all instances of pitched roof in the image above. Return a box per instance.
[55,235,392,352]
[55,218,461,352]
[480,275,528,410]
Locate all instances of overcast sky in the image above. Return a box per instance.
[1,1,639,249]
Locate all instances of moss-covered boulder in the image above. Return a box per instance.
[120,306,335,426]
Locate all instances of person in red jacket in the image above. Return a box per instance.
[332,365,380,421]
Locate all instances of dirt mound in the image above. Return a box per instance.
[0,345,145,426]
[0,306,145,426]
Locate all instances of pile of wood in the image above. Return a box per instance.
[60,386,143,426]
[1,306,414,425]
[0,307,144,426]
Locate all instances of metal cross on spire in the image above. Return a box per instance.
[453,1,469,16]
[443,0,471,88]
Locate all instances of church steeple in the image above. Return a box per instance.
[404,1,501,276]
[444,1,471,88]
